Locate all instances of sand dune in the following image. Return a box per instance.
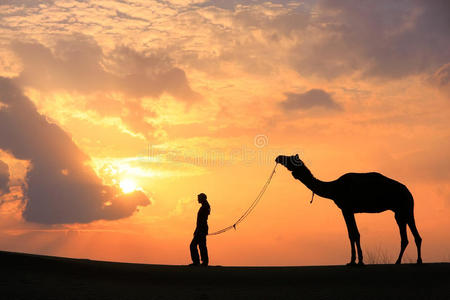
[1,251,449,299]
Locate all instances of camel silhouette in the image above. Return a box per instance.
[275,154,422,266]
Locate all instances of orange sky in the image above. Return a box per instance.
[0,0,449,266]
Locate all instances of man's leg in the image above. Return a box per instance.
[198,234,209,266]
[190,235,200,265]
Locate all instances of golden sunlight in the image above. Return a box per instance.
[120,178,138,194]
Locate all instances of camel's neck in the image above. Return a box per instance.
[291,166,336,200]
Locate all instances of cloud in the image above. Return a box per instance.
[0,77,150,224]
[178,1,449,81]
[430,63,450,95]
[291,0,450,79]
[2,1,448,84]
[379,139,450,183]
[279,89,341,111]
[12,34,200,101]
[8,34,201,138]
[0,160,10,195]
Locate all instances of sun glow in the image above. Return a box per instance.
[120,178,138,193]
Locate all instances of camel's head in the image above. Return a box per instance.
[275,154,304,171]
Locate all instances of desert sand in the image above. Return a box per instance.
[1,250,449,299]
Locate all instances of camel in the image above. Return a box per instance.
[275,154,422,265]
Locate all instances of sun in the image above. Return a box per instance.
[120,178,138,193]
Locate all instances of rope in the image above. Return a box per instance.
[208,163,278,236]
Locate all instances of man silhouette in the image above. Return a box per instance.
[189,193,210,266]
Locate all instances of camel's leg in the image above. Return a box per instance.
[343,211,356,265]
[354,221,363,265]
[394,213,408,264]
[343,211,363,265]
[407,214,422,264]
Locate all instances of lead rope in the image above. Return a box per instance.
[208,163,278,236]
[310,191,315,204]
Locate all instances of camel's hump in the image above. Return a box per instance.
[338,172,407,188]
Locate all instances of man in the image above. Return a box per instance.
[189,193,210,266]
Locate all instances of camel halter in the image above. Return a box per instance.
[208,163,278,236]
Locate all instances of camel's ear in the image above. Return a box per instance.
[295,154,299,159]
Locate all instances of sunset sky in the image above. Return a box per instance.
[0,0,449,266]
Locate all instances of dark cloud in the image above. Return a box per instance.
[0,0,54,9]
[188,1,448,81]
[293,0,450,79]
[279,89,341,111]
[115,10,148,23]
[0,77,150,224]
[0,160,10,195]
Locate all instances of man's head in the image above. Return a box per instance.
[197,193,207,204]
